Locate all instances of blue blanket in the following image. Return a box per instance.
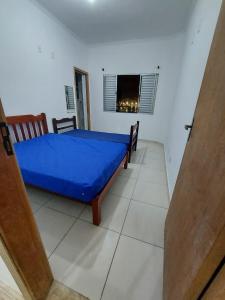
[64,129,130,146]
[14,134,127,203]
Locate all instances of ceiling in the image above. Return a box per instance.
[37,0,193,44]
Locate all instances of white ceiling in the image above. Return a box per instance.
[36,0,193,44]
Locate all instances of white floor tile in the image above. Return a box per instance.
[137,140,150,150]
[147,142,164,153]
[80,194,130,232]
[110,176,136,199]
[35,207,75,256]
[49,220,119,300]
[26,186,52,206]
[45,195,85,218]
[139,167,167,185]
[132,181,169,208]
[102,236,163,300]
[122,201,167,247]
[30,201,42,213]
[119,163,141,179]
[143,150,165,162]
[142,158,166,171]
[130,148,145,164]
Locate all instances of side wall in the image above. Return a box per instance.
[165,0,222,196]
[88,35,185,142]
[0,0,88,130]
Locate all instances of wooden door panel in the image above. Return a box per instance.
[164,1,225,299]
[0,100,53,299]
[202,261,225,300]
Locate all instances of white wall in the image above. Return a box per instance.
[88,35,185,142]
[0,0,88,131]
[165,0,222,197]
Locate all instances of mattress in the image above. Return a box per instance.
[64,129,130,146]
[14,134,127,203]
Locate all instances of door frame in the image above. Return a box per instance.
[74,67,91,130]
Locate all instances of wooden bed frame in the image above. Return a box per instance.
[6,113,128,226]
[52,116,139,162]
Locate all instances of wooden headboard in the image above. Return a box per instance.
[6,113,48,143]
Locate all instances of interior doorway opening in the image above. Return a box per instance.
[74,68,91,130]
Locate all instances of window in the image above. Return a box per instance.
[117,75,140,113]
[65,85,75,111]
[103,73,159,114]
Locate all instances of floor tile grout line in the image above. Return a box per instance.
[99,235,122,300]
[32,199,50,215]
[140,145,147,164]
[121,233,164,250]
[47,216,80,260]
[78,217,121,234]
[108,191,132,200]
[131,199,169,210]
[43,204,85,219]
[49,206,88,258]
[100,175,140,300]
[122,158,166,250]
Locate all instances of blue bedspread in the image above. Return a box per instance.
[64,129,130,146]
[14,134,127,203]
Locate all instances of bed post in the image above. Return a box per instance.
[124,152,128,169]
[72,116,77,129]
[128,125,134,163]
[92,198,101,226]
[52,118,58,134]
[134,121,140,151]
[41,113,49,134]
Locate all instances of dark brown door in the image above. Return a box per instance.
[164,1,225,299]
[0,100,53,299]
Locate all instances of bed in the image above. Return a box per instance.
[52,116,139,162]
[6,113,128,225]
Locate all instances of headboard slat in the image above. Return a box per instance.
[37,121,43,136]
[31,122,38,137]
[6,113,48,143]
[19,123,26,141]
[26,123,32,139]
[12,124,20,142]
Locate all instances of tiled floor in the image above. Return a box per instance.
[26,140,169,300]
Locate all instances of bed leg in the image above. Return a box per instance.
[92,198,101,226]
[128,150,131,163]
[124,154,129,169]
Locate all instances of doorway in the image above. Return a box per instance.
[74,68,91,130]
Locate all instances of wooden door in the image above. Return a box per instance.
[164,1,225,299]
[0,100,53,299]
[202,262,225,300]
